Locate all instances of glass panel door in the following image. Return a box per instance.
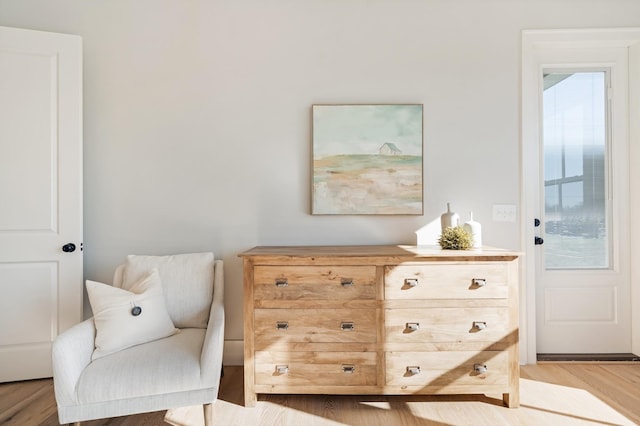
[542,71,609,269]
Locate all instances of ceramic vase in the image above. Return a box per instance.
[440,203,460,232]
[463,211,482,248]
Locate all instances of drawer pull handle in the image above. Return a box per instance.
[275,365,289,374]
[473,321,487,330]
[276,321,289,330]
[405,278,419,287]
[406,366,421,375]
[341,278,354,287]
[472,278,487,287]
[341,322,355,331]
[406,322,420,332]
[342,364,356,374]
[473,364,488,374]
[275,278,288,287]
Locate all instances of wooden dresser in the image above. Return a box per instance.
[239,245,521,408]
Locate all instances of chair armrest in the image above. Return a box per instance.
[52,318,96,406]
[200,259,225,385]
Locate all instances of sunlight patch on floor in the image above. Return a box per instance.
[358,401,391,410]
[164,378,636,426]
[519,378,635,425]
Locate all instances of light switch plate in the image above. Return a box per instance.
[493,204,517,222]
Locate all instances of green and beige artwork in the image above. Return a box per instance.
[312,104,423,215]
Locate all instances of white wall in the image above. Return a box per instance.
[1,0,639,353]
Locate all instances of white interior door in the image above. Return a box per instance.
[0,26,83,382]
[523,37,633,357]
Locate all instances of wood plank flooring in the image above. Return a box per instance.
[1,364,638,425]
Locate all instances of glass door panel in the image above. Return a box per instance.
[542,71,609,269]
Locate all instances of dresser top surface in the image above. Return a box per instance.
[239,245,521,260]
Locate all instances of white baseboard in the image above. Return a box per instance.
[223,340,244,366]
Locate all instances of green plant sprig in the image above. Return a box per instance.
[438,226,473,250]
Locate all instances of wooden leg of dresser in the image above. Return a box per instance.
[503,391,520,408]
[244,388,257,407]
[243,358,257,407]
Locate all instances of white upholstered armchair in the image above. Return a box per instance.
[52,253,224,425]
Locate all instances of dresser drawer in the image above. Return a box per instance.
[385,263,509,300]
[385,307,509,343]
[385,350,509,387]
[254,266,376,301]
[254,308,377,344]
[255,351,377,386]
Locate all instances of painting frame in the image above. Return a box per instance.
[311,104,424,215]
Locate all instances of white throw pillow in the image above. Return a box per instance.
[87,269,179,360]
[122,252,214,328]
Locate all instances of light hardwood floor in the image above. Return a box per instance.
[1,364,638,425]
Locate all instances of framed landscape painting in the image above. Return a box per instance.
[312,104,423,215]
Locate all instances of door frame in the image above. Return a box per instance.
[521,28,640,364]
